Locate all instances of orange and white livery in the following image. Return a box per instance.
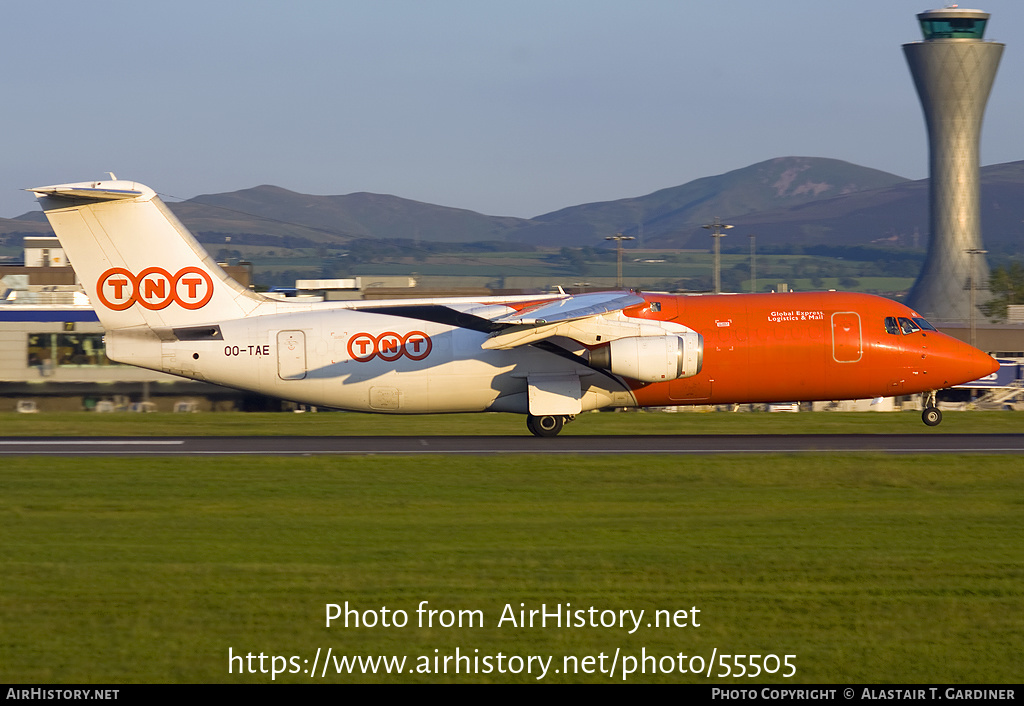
[30,178,998,436]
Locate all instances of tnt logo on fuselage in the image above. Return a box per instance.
[347,331,432,362]
[96,267,214,311]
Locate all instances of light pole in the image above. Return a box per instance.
[748,233,757,294]
[605,234,635,289]
[966,248,988,347]
[702,218,733,294]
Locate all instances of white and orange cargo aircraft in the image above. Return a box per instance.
[30,178,998,436]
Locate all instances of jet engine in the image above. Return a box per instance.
[589,332,703,383]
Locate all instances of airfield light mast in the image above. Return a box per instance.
[966,247,988,346]
[605,234,635,289]
[749,233,757,294]
[703,218,733,294]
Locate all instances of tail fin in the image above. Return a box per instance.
[29,179,263,330]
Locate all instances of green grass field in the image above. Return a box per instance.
[1,450,1021,683]
[237,247,917,295]
[0,409,1020,437]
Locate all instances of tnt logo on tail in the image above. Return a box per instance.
[97,267,214,311]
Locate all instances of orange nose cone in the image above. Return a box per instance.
[926,335,999,389]
[959,342,1000,385]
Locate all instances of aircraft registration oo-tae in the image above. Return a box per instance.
[30,179,999,436]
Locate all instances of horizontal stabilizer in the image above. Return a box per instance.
[27,183,151,202]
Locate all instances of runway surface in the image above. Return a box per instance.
[0,434,1022,456]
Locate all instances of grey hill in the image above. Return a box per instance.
[4,156,1024,255]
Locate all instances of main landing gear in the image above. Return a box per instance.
[922,390,942,427]
[526,414,574,438]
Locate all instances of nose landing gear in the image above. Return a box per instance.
[922,390,942,426]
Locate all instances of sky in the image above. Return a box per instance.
[3,0,1024,220]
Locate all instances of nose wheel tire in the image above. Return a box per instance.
[527,414,565,437]
[922,407,942,427]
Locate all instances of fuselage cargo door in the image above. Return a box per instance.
[831,312,862,363]
[277,330,307,380]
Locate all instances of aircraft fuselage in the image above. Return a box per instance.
[105,290,992,415]
[30,178,997,434]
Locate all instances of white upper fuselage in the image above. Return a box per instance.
[105,295,637,414]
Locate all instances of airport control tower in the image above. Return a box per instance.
[903,6,1003,321]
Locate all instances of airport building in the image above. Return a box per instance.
[903,6,1004,322]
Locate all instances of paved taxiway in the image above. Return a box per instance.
[0,434,1021,456]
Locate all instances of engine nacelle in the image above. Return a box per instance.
[589,333,703,383]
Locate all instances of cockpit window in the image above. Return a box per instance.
[884,316,900,335]
[912,317,936,332]
[898,317,920,335]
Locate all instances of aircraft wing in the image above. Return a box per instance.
[491,291,645,325]
[357,291,678,351]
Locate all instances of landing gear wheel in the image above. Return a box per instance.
[527,414,564,437]
[922,407,942,427]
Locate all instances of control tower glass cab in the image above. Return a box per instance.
[902,7,1002,322]
[917,7,989,39]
